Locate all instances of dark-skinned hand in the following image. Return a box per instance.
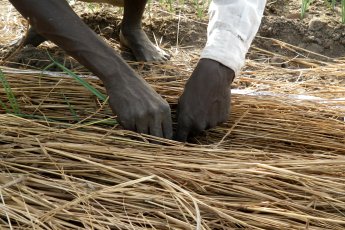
[175,58,235,142]
[105,69,173,139]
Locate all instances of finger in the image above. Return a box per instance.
[174,124,190,142]
[119,118,136,132]
[207,105,221,130]
[149,118,164,138]
[135,119,149,135]
[163,53,171,60]
[175,115,191,142]
[188,124,205,139]
[162,115,173,140]
[175,103,190,142]
[217,100,231,125]
[207,119,218,130]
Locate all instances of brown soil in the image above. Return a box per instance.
[257,0,345,59]
[1,0,345,70]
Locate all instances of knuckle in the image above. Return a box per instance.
[137,100,170,120]
[194,120,207,132]
[194,124,205,133]
[119,119,134,130]
[147,106,159,117]
[208,121,218,130]
[160,103,171,114]
[149,102,170,117]
[135,110,147,120]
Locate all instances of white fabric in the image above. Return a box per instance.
[201,0,266,75]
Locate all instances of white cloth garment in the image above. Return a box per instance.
[201,0,266,75]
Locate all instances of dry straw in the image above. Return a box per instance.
[1,53,345,229]
[1,1,345,229]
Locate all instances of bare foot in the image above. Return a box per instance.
[22,27,47,47]
[120,28,170,62]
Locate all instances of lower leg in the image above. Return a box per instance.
[120,0,169,61]
[9,0,132,84]
[121,0,147,30]
[23,27,47,47]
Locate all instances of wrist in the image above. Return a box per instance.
[218,61,235,84]
[199,58,235,84]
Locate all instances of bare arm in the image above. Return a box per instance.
[9,0,173,139]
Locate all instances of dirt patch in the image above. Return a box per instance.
[2,4,207,70]
[256,0,345,59]
[81,8,207,47]
[2,0,345,70]
[4,46,84,70]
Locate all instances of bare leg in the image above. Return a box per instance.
[20,0,169,62]
[22,27,46,47]
[21,0,123,47]
[120,0,170,62]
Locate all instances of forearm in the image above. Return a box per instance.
[9,0,134,88]
[201,0,266,75]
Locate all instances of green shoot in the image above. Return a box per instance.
[301,0,312,19]
[324,0,337,9]
[0,98,10,113]
[55,62,107,101]
[62,92,80,122]
[0,69,20,114]
[81,117,117,126]
[303,0,345,23]
[147,0,210,19]
[195,0,205,18]
[331,0,336,9]
[342,0,345,23]
[168,0,173,12]
[46,53,107,102]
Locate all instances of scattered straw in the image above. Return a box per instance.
[0,55,345,229]
[1,1,345,229]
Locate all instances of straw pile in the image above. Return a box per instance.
[1,1,345,229]
[1,55,345,229]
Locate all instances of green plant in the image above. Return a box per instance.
[302,0,345,23]
[0,69,20,114]
[194,0,208,18]
[301,0,312,19]
[324,0,337,9]
[62,92,80,122]
[46,53,107,102]
[342,0,345,23]
[148,0,210,18]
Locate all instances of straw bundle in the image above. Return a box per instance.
[1,56,345,229]
[1,0,345,228]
